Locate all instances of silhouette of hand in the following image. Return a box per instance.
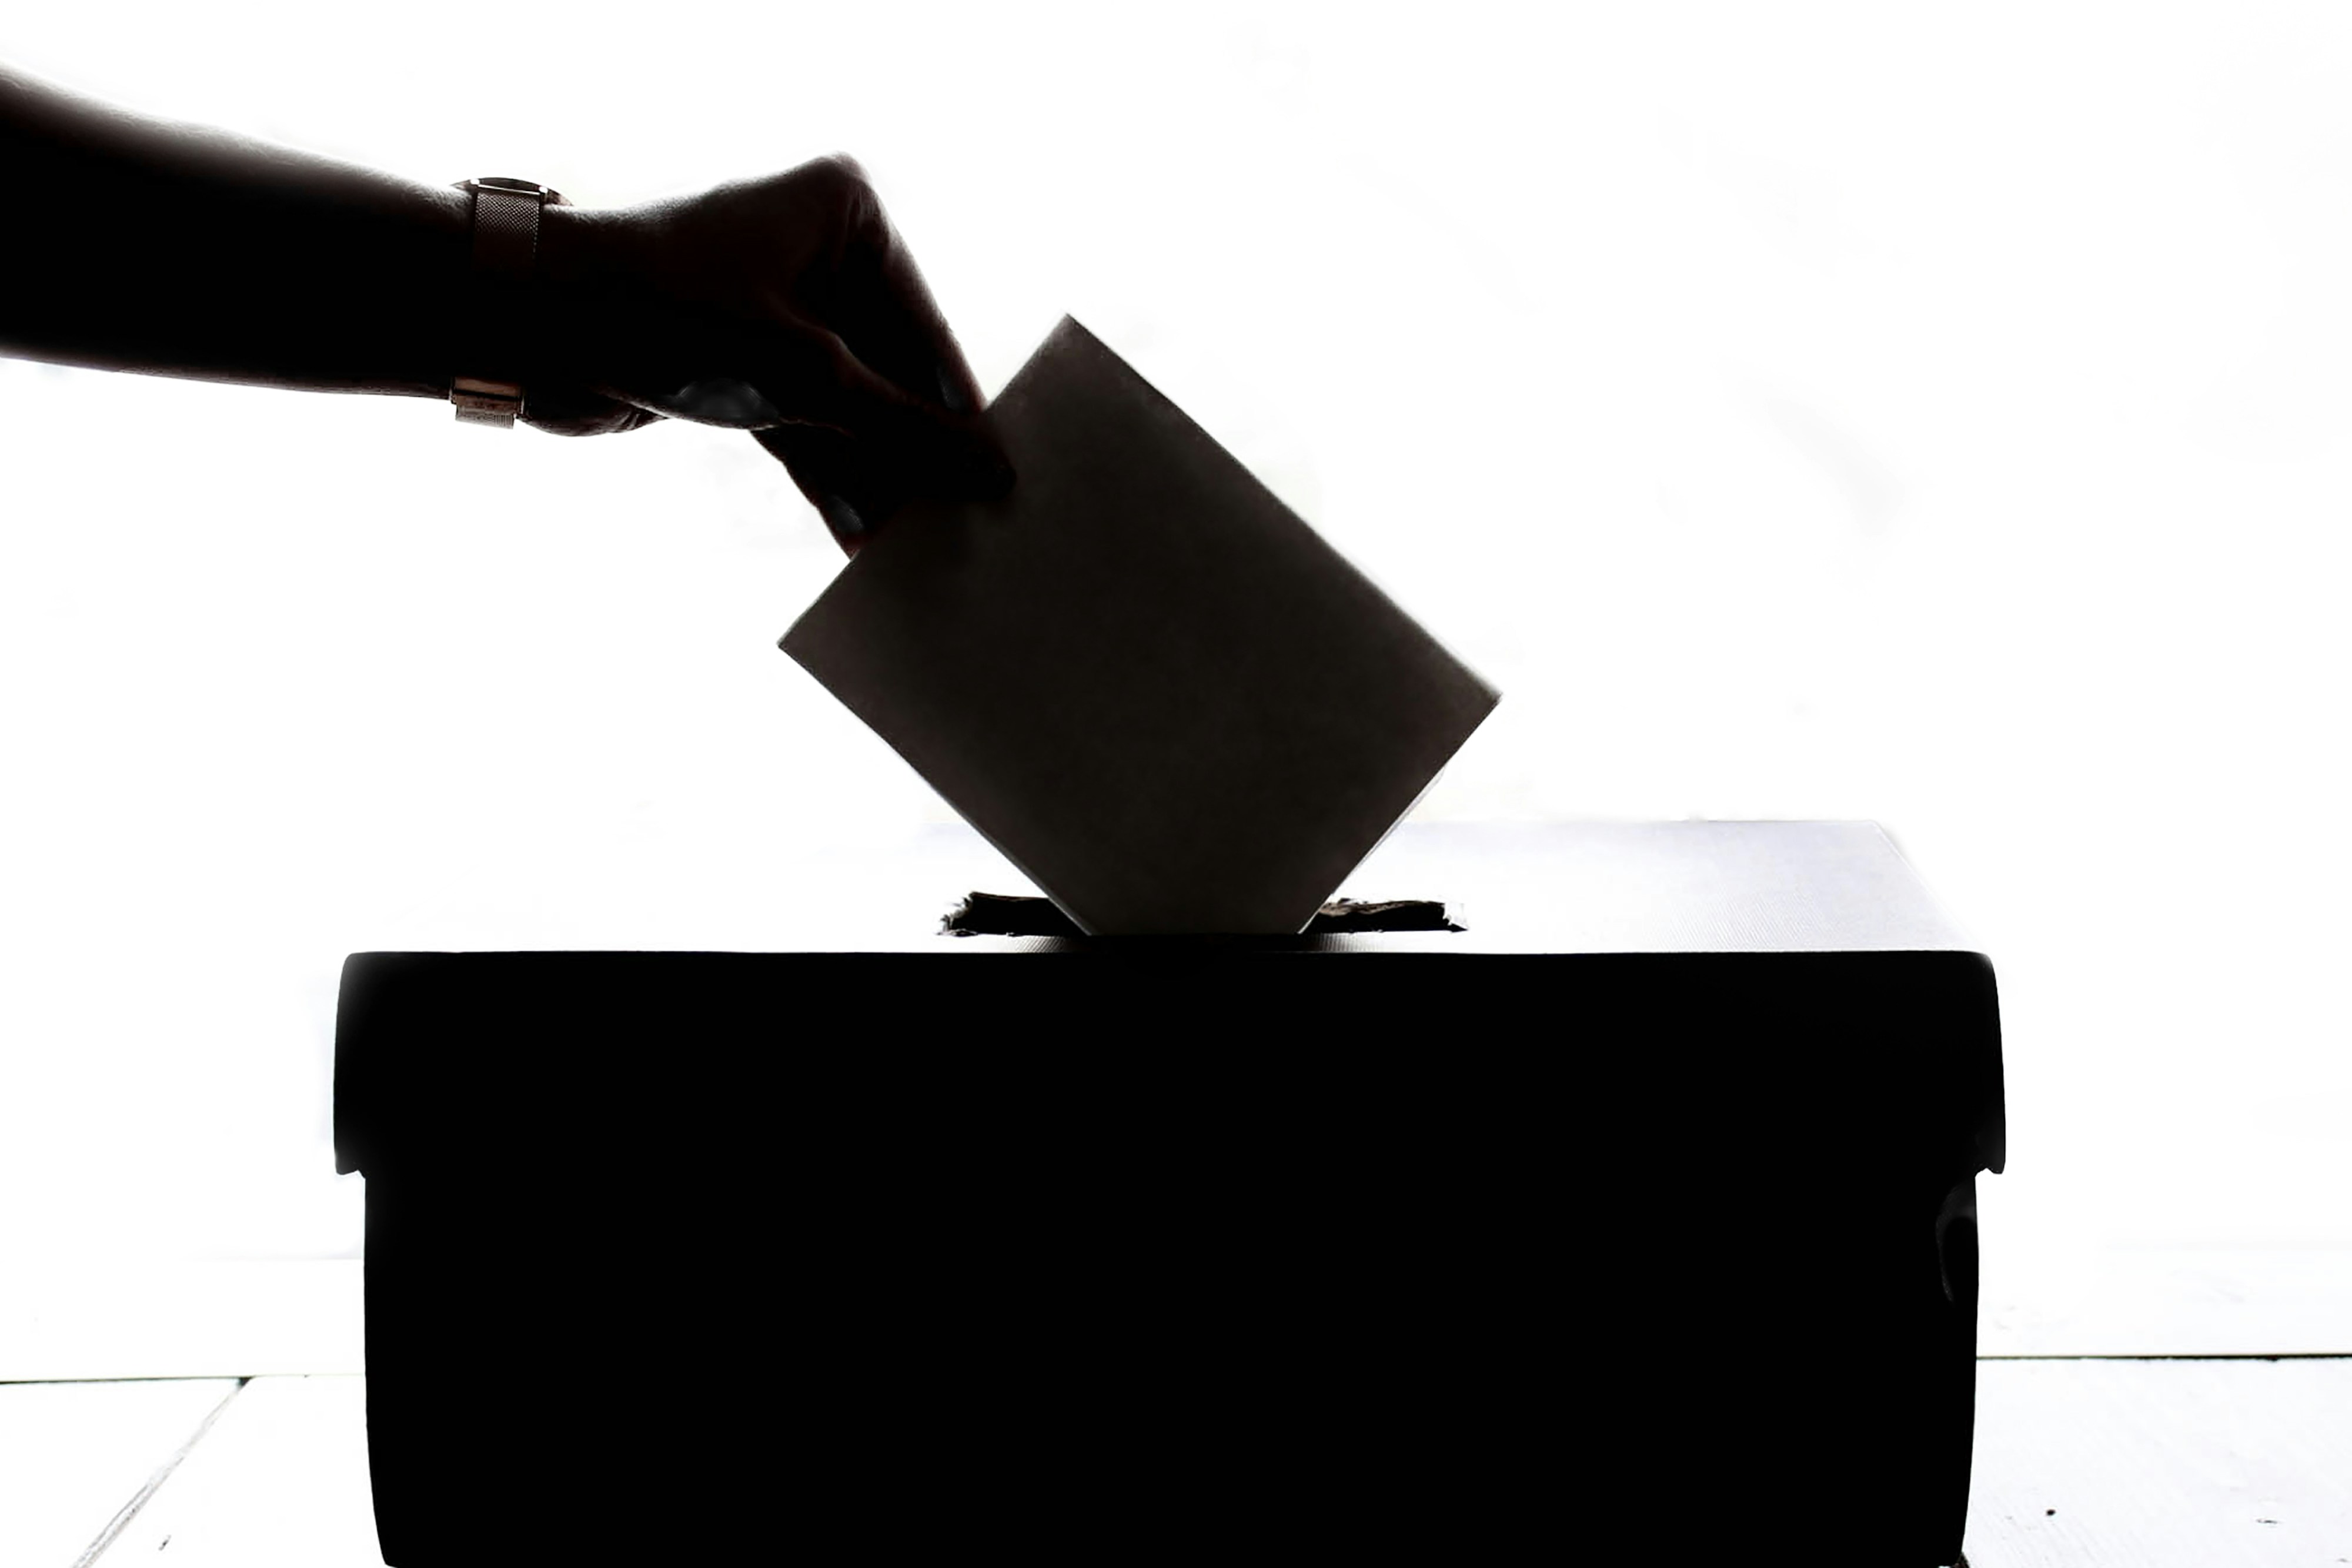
[526,155,1010,555]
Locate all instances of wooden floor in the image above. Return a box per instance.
[3,1361,2347,1566]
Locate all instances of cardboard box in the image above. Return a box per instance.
[337,822,2003,1563]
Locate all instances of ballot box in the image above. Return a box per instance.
[335,821,2003,1566]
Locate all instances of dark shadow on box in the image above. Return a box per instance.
[337,942,2000,1566]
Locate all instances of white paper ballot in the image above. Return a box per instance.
[781,316,1500,934]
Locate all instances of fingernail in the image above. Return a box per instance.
[936,363,975,416]
[664,377,783,425]
[820,493,865,537]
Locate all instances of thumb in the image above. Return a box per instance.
[596,323,1012,505]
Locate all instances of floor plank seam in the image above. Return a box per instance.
[68,1376,248,1568]
[1982,1353,2352,1362]
[0,1374,268,1387]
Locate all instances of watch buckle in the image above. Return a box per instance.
[452,375,522,428]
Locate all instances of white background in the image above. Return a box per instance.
[1,2,2347,1340]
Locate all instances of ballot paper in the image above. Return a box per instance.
[781,316,1499,935]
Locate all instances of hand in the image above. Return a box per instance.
[526,155,1012,555]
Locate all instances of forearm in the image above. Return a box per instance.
[0,74,1004,541]
[0,63,476,399]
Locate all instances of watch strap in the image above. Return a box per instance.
[452,178,566,427]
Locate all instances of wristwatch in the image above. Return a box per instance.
[450,176,567,427]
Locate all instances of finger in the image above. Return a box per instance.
[754,424,879,557]
[753,403,965,560]
[627,376,781,428]
[519,386,668,437]
[589,309,980,482]
[831,193,993,426]
[756,329,1013,503]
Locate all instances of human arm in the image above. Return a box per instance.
[0,63,1008,550]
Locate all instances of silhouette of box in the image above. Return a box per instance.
[336,823,2002,1565]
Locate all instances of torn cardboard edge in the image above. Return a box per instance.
[943,892,1464,938]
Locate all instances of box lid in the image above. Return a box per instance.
[333,821,2003,1183]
